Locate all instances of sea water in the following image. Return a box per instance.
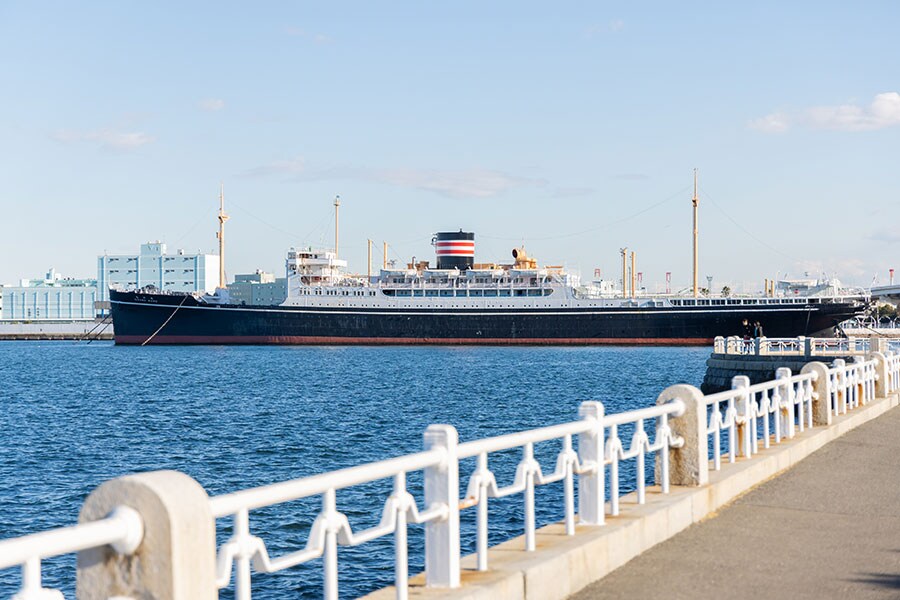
[0,342,708,598]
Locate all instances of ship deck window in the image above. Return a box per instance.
[413,290,424,297]
[426,290,439,297]
[395,290,410,297]
[499,290,511,297]
[515,290,527,297]
[683,300,695,306]
[440,290,453,297]
[470,290,483,297]
[727,299,740,305]
[484,290,498,297]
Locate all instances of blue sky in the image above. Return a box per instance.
[2,1,898,292]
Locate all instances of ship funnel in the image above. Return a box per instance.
[434,230,475,271]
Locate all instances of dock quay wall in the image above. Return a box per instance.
[1,350,899,600]
[0,319,113,341]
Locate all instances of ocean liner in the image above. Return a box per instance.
[109,181,868,345]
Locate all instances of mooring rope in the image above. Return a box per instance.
[76,314,111,343]
[141,296,188,346]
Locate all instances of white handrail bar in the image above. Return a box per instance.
[0,511,140,570]
[602,401,685,426]
[209,449,444,517]
[458,420,591,459]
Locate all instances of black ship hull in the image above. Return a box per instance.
[110,290,865,346]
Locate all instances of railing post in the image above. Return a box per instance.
[832,358,847,414]
[775,367,795,438]
[423,425,460,588]
[800,361,831,426]
[578,401,605,526]
[714,336,725,354]
[732,375,752,457]
[726,336,737,354]
[756,336,768,356]
[77,470,217,599]
[655,385,707,486]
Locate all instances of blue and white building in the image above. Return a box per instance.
[97,242,220,302]
[227,271,287,306]
[0,268,98,320]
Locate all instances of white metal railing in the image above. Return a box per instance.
[841,316,900,331]
[763,337,803,354]
[210,399,685,600]
[826,357,878,417]
[713,335,876,357]
[887,351,900,393]
[210,449,448,600]
[701,355,882,468]
[1,351,897,600]
[0,507,143,600]
[704,369,815,467]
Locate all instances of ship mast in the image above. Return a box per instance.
[334,195,341,259]
[216,183,229,289]
[692,168,699,298]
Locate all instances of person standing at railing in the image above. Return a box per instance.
[753,321,764,338]
[742,318,752,340]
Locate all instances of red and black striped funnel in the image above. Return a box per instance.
[433,230,475,271]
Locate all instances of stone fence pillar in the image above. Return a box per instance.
[868,351,888,398]
[77,470,217,599]
[655,384,707,487]
[800,361,831,426]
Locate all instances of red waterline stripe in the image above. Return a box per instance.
[115,335,712,346]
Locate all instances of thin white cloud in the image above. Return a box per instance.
[241,159,544,199]
[586,19,625,37]
[372,168,542,199]
[612,173,652,181]
[241,156,306,178]
[52,128,155,150]
[198,98,225,112]
[867,228,900,244]
[285,26,331,44]
[748,112,790,133]
[793,258,867,279]
[750,92,900,133]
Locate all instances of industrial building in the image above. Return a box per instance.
[227,271,287,306]
[97,242,219,302]
[0,268,98,320]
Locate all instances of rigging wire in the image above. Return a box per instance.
[699,186,798,262]
[479,184,692,242]
[171,206,217,247]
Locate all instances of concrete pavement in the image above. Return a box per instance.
[573,404,900,599]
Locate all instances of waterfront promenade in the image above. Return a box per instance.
[575,403,900,599]
[0,344,897,599]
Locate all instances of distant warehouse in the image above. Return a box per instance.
[0,268,97,320]
[97,242,220,302]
